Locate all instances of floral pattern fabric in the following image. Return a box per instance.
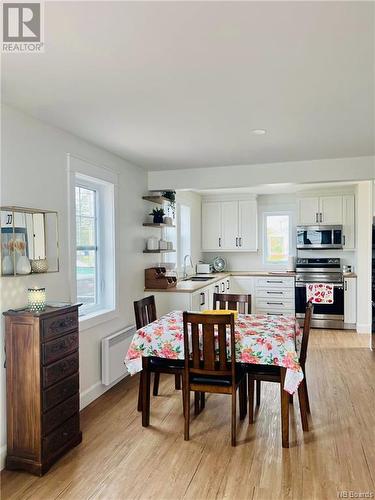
[125,311,303,394]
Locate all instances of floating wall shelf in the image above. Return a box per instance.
[143,223,176,228]
[142,195,171,205]
[143,249,176,254]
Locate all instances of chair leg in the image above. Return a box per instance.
[280,368,289,448]
[153,372,160,396]
[175,374,181,390]
[298,382,309,432]
[137,372,143,412]
[289,394,293,405]
[184,382,190,441]
[303,378,311,414]
[239,377,247,420]
[194,392,200,415]
[200,392,205,410]
[231,390,237,447]
[142,361,151,427]
[248,376,254,424]
[256,380,261,406]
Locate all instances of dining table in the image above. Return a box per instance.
[125,310,304,447]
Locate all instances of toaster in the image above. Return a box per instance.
[196,263,213,274]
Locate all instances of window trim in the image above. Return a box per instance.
[263,211,292,267]
[67,154,119,327]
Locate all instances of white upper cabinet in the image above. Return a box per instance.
[238,200,257,251]
[298,197,320,224]
[202,198,258,252]
[319,196,342,224]
[202,202,222,251]
[342,194,355,249]
[221,201,238,250]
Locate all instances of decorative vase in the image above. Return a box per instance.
[2,255,14,275]
[16,255,31,275]
[31,259,49,273]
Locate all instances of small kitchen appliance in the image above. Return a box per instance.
[295,257,344,329]
[196,263,213,274]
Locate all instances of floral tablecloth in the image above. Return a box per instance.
[125,311,303,394]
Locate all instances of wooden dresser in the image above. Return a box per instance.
[3,304,82,476]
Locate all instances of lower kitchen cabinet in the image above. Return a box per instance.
[344,277,357,327]
[255,276,295,315]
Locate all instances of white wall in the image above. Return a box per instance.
[202,192,356,272]
[176,190,202,271]
[148,156,375,191]
[355,181,372,333]
[0,105,148,468]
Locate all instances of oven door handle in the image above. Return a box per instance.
[296,282,343,289]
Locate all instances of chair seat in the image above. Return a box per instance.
[148,357,184,371]
[246,364,281,377]
[190,367,245,387]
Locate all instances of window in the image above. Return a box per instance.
[75,184,99,311]
[264,213,290,264]
[178,204,191,271]
[69,154,117,323]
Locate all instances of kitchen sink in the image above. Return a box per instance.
[183,276,215,281]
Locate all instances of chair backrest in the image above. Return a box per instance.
[134,295,157,330]
[212,293,251,314]
[183,312,236,380]
[299,301,314,367]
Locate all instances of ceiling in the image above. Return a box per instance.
[2,2,374,171]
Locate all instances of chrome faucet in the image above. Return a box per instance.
[183,254,193,279]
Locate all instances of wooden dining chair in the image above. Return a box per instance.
[182,312,246,446]
[213,293,252,314]
[134,296,183,413]
[247,302,314,445]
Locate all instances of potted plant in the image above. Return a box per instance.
[162,191,176,218]
[150,207,165,224]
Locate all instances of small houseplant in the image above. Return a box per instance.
[162,191,176,218]
[150,207,165,224]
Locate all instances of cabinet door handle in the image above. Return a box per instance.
[266,280,283,284]
[267,302,284,305]
[200,293,205,306]
[235,237,238,247]
[218,237,221,247]
[239,237,242,247]
[215,285,219,293]
[343,235,346,246]
[320,213,323,223]
[221,282,225,293]
[344,281,347,291]
[315,213,318,223]
[226,280,230,290]
[267,291,283,295]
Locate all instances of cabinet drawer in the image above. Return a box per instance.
[256,288,295,299]
[255,298,295,311]
[257,309,295,317]
[42,311,78,341]
[43,414,80,458]
[255,277,294,289]
[42,394,79,436]
[43,352,79,388]
[43,373,79,411]
[42,331,78,365]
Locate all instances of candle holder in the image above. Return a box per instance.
[28,287,46,312]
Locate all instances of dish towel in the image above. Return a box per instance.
[306,283,334,304]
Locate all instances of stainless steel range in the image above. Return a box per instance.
[295,257,344,329]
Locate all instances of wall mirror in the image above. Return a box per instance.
[1,206,59,276]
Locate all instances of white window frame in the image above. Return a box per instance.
[67,154,119,330]
[263,211,293,267]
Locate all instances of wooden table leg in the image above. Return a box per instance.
[142,357,151,427]
[280,368,289,448]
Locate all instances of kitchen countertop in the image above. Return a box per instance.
[144,271,296,293]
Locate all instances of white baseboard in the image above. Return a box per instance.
[356,323,371,334]
[0,444,7,471]
[80,372,129,410]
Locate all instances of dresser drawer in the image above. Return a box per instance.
[43,373,79,411]
[255,277,295,289]
[42,394,79,436]
[42,352,79,388]
[42,331,78,365]
[43,414,80,458]
[255,298,295,311]
[256,288,295,299]
[42,311,78,341]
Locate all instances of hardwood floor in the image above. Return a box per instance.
[1,330,374,500]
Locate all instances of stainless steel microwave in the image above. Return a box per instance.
[296,225,343,249]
